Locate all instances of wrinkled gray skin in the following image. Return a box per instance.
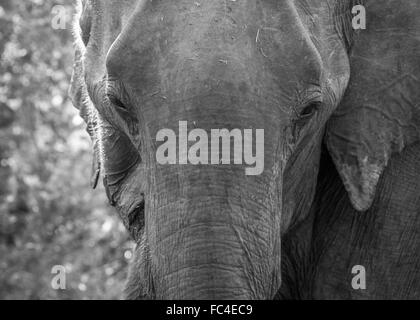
[70,0,420,299]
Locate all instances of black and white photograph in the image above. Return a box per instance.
[1,0,420,305]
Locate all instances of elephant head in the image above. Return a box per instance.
[69,0,420,299]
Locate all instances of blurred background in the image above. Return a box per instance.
[0,0,133,299]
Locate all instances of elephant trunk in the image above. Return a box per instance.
[146,165,282,299]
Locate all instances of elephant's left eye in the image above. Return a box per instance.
[107,92,129,113]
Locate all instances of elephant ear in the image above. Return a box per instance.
[69,45,101,189]
[325,1,420,211]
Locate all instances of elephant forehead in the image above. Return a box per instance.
[75,0,137,82]
[78,0,325,82]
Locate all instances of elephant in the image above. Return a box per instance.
[69,0,420,299]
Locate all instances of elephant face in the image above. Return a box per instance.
[70,0,420,299]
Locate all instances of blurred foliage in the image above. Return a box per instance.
[0,0,133,299]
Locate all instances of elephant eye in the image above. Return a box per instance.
[290,101,321,140]
[298,102,320,120]
[105,83,139,137]
[107,93,128,112]
[105,80,131,114]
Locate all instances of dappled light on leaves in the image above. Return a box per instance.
[0,0,132,300]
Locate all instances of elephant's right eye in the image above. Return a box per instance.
[298,102,320,120]
[290,101,321,140]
